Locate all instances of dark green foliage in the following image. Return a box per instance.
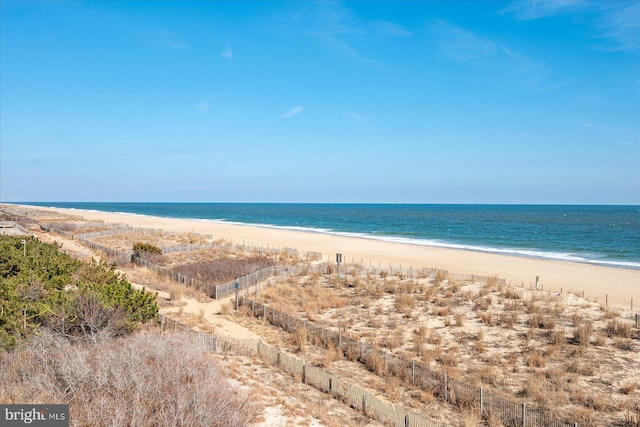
[0,236,158,350]
[132,242,162,257]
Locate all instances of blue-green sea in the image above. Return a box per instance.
[17,203,640,270]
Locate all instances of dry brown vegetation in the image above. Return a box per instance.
[0,331,261,427]
[243,267,640,426]
[170,256,275,284]
[93,229,209,252]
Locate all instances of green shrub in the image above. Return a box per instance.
[132,242,162,257]
[0,236,158,350]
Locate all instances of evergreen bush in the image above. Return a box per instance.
[0,236,158,350]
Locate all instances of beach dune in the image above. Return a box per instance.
[17,206,640,309]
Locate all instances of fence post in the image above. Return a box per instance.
[405,415,409,427]
[362,395,366,414]
[480,387,483,416]
[302,363,306,384]
[444,373,448,401]
[522,403,526,427]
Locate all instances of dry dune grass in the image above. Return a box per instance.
[121,266,210,302]
[0,331,261,426]
[243,268,640,426]
[170,254,275,285]
[94,230,205,252]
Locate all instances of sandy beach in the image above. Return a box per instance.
[11,204,640,308]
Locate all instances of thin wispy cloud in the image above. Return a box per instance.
[282,106,304,119]
[370,20,412,37]
[309,30,378,65]
[503,1,639,53]
[579,121,617,132]
[575,90,600,104]
[136,28,190,49]
[431,19,561,91]
[219,46,233,60]
[501,0,587,20]
[595,3,640,53]
[499,43,562,91]
[304,2,379,65]
[274,2,410,66]
[343,111,369,121]
[430,20,496,63]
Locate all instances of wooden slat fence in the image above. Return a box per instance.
[256,340,451,427]
[239,295,577,427]
[135,257,218,296]
[155,313,452,426]
[159,243,218,254]
[158,314,257,356]
[75,229,130,239]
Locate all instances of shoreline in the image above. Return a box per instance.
[12,203,640,271]
[5,203,639,309]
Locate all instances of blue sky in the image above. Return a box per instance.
[1,1,638,204]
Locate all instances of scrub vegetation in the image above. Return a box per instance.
[0,235,259,427]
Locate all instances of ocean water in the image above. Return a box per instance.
[19,202,640,270]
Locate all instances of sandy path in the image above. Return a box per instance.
[30,225,260,343]
[162,294,259,341]
[36,231,98,262]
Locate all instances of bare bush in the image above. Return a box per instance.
[606,319,632,338]
[574,322,593,346]
[172,257,274,284]
[621,380,638,395]
[395,294,416,316]
[46,222,81,232]
[0,331,261,427]
[169,284,183,301]
[43,291,129,344]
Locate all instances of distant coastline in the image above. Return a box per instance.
[11,202,640,271]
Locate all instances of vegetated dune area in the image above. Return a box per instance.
[1,203,638,427]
